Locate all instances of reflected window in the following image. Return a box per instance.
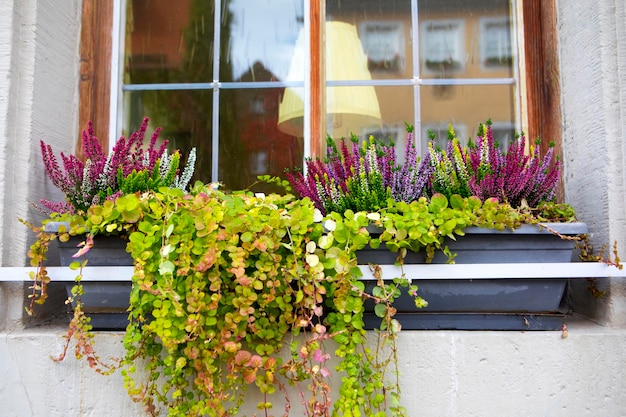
[481,17,513,69]
[360,21,405,74]
[421,20,465,74]
[489,122,516,149]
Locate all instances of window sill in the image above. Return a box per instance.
[0,263,624,282]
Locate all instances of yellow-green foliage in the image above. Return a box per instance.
[27,184,566,417]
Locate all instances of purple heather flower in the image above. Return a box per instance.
[39,117,178,214]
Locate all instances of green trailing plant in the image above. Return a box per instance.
[53,259,118,375]
[28,175,545,416]
[26,117,620,417]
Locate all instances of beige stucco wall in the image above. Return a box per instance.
[0,1,626,416]
[1,322,626,417]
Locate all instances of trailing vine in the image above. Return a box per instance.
[24,118,623,416]
[27,181,607,416]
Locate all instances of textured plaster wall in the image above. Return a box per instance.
[559,0,626,326]
[1,322,625,417]
[0,0,80,332]
[0,0,35,267]
[0,1,14,249]
[0,0,79,268]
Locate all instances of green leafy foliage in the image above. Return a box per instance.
[25,183,592,417]
[28,116,596,416]
[118,151,182,195]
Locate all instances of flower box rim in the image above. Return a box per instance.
[366,221,587,236]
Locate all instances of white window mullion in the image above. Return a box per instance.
[109,0,124,150]
[412,0,421,151]
[303,0,312,161]
[211,0,222,182]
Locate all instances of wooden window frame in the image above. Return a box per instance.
[78,0,114,154]
[80,1,562,177]
[522,0,563,201]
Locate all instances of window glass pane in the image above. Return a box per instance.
[361,84,414,145]
[225,0,304,83]
[418,0,514,79]
[321,0,413,151]
[220,88,304,192]
[420,84,516,153]
[124,89,213,183]
[125,0,215,84]
[121,1,520,188]
[326,0,413,79]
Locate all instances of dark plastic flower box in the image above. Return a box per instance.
[45,222,132,330]
[359,223,587,330]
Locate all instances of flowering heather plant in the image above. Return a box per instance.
[40,117,196,213]
[428,120,561,207]
[427,126,472,199]
[286,126,432,214]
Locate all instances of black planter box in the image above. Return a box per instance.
[45,223,132,330]
[359,223,587,330]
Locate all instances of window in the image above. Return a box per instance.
[79,1,563,195]
[489,122,516,150]
[480,17,513,69]
[420,19,465,74]
[359,21,405,74]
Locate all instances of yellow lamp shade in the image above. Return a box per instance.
[278,21,382,139]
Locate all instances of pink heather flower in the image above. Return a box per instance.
[429,122,560,207]
[286,127,430,214]
[39,117,186,214]
[39,199,74,214]
[313,349,330,363]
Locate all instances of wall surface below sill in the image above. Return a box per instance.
[1,319,625,417]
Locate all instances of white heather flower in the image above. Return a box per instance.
[174,147,196,191]
[81,159,93,197]
[159,149,171,179]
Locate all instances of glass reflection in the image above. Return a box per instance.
[125,0,216,84]
[225,0,304,82]
[122,0,518,188]
[326,85,413,138]
[220,89,304,192]
[124,89,213,184]
[419,84,516,153]
[326,0,413,78]
[418,0,513,78]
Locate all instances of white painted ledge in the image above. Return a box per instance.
[0,263,624,282]
[358,262,626,280]
[0,266,133,282]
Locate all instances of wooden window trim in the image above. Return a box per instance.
[78,0,114,154]
[522,0,564,200]
[80,1,563,176]
[309,1,324,159]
